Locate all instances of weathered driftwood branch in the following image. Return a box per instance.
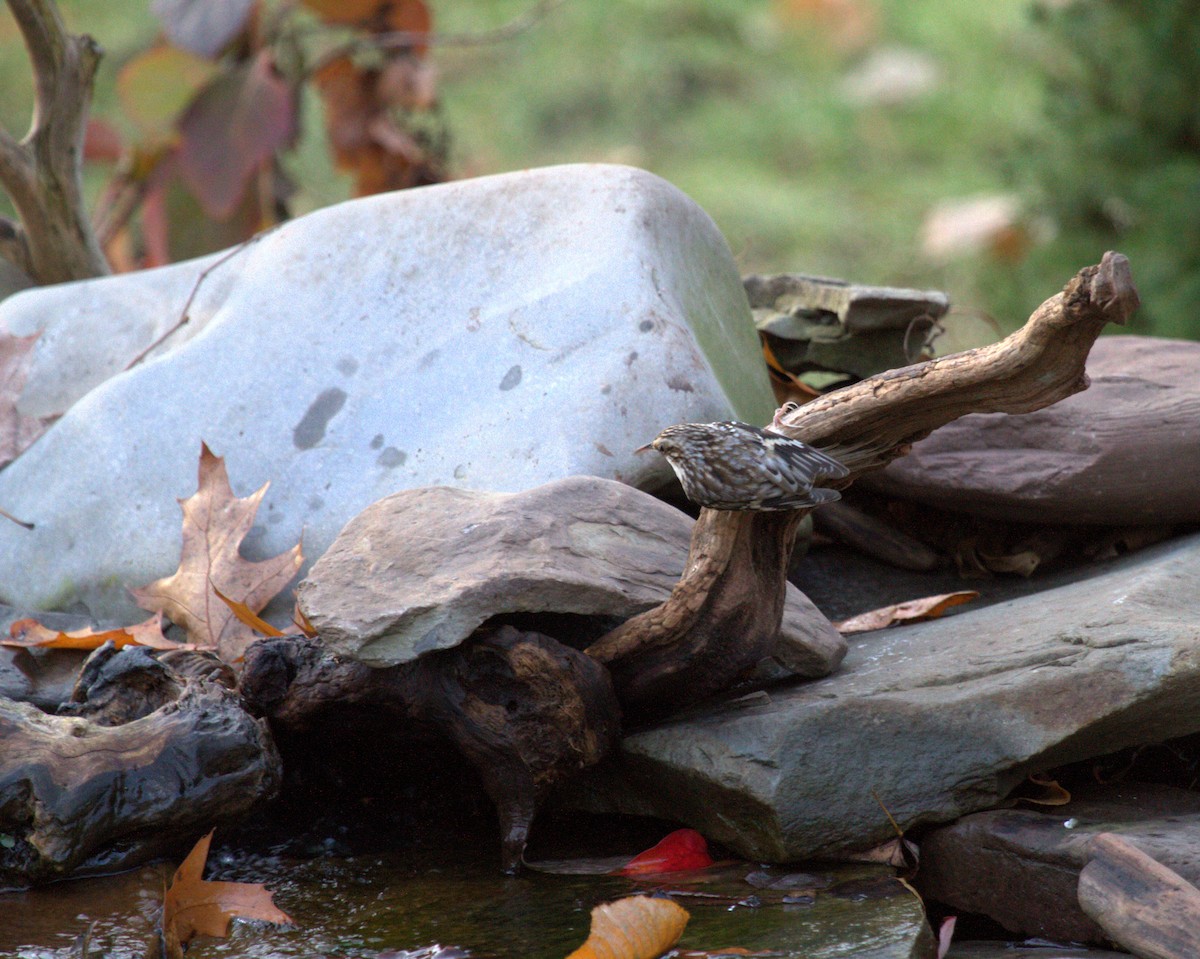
[588,253,1138,715]
[0,646,279,887]
[0,0,109,283]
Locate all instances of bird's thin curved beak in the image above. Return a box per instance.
[634,442,654,455]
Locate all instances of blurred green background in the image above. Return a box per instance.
[2,0,1196,340]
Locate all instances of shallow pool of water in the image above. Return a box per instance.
[1,814,931,958]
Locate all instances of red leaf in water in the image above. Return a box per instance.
[178,50,296,220]
[617,829,713,876]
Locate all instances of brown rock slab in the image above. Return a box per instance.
[918,783,1200,942]
[862,336,1200,525]
[297,475,844,674]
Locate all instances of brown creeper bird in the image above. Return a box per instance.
[638,421,849,511]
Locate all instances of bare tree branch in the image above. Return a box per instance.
[307,0,568,76]
[0,0,109,283]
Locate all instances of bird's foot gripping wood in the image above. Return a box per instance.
[591,253,1138,720]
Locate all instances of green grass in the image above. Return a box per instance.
[1,0,1190,339]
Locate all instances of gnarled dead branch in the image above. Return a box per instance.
[588,253,1139,716]
[0,0,109,283]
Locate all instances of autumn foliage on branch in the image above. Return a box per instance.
[0,0,444,283]
[93,0,444,271]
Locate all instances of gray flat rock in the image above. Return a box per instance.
[571,531,1200,861]
[918,783,1200,942]
[0,164,774,620]
[298,475,844,674]
[862,336,1200,525]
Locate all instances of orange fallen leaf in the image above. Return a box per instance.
[130,443,303,662]
[566,895,689,959]
[292,602,318,637]
[760,335,821,407]
[2,613,182,651]
[618,829,713,876]
[1014,771,1072,807]
[213,584,286,638]
[834,590,979,634]
[162,830,292,955]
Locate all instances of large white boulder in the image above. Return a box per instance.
[0,164,774,620]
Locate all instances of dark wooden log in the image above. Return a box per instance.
[240,626,621,873]
[588,253,1138,714]
[0,667,280,887]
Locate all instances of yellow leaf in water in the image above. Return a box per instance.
[566,895,689,959]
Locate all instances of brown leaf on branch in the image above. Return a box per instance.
[117,44,219,140]
[130,443,303,662]
[314,53,442,197]
[565,895,689,959]
[302,0,390,26]
[2,613,182,651]
[178,50,296,220]
[162,830,293,956]
[834,590,979,634]
[304,0,431,51]
[0,332,54,469]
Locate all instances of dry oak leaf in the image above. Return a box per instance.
[131,443,302,662]
[834,590,979,634]
[566,895,689,959]
[0,332,54,469]
[2,613,181,651]
[162,829,292,956]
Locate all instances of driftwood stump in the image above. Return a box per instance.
[0,645,279,887]
[588,252,1139,715]
[241,625,620,873]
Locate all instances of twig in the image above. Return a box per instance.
[123,227,277,372]
[306,0,568,75]
[0,505,34,530]
[91,149,172,250]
